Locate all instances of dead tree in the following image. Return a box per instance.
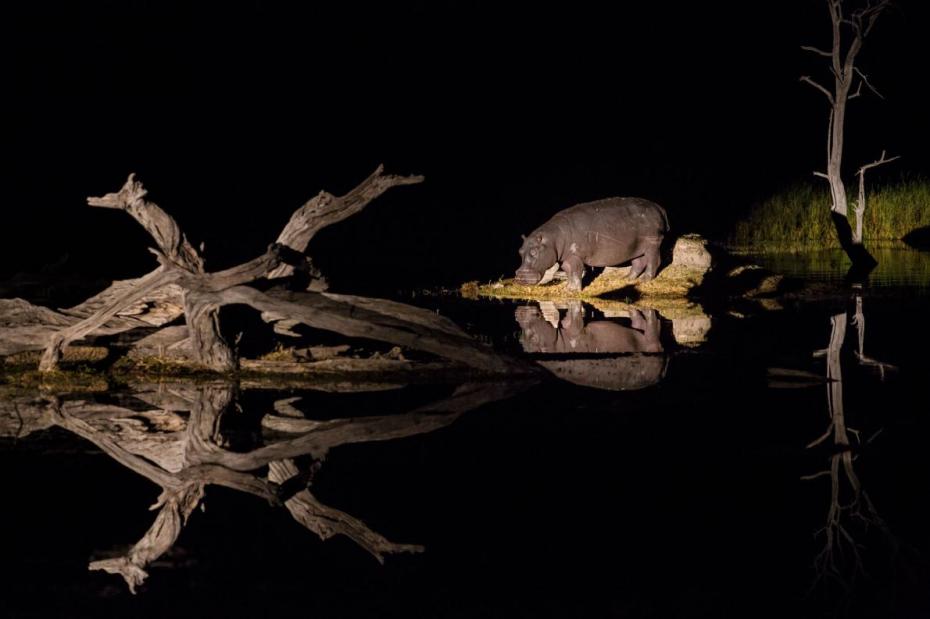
[801,0,894,270]
[0,168,520,375]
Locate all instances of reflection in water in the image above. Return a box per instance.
[0,380,532,592]
[515,301,667,390]
[772,296,898,594]
[754,246,930,288]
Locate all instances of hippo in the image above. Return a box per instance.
[515,197,669,291]
[515,301,667,391]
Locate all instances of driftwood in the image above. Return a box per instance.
[1,378,534,592]
[0,167,518,375]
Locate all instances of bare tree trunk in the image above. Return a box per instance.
[802,0,891,270]
[183,292,236,372]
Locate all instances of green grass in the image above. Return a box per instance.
[729,176,930,252]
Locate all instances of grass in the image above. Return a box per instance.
[463,264,705,301]
[729,176,930,252]
[460,263,714,320]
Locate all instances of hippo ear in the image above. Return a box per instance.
[520,234,526,241]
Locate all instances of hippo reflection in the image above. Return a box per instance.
[515,301,667,390]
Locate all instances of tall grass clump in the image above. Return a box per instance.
[729,175,930,252]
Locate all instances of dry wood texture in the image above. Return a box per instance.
[0,168,520,375]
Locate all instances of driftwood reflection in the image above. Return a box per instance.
[0,379,531,592]
[515,300,668,390]
[770,295,897,592]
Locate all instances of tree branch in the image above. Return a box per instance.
[853,67,884,99]
[848,80,864,100]
[88,483,204,593]
[800,76,836,104]
[856,150,900,177]
[195,285,520,373]
[268,459,422,563]
[801,45,833,57]
[266,165,425,280]
[88,174,204,273]
[39,268,181,372]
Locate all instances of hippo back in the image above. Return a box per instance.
[539,355,668,391]
[545,197,668,266]
[552,197,667,235]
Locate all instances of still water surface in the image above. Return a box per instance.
[753,245,930,288]
[1,255,929,618]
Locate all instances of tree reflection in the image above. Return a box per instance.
[0,379,533,592]
[774,296,898,594]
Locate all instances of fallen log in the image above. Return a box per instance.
[1,168,522,376]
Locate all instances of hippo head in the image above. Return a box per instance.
[514,305,559,353]
[515,233,558,285]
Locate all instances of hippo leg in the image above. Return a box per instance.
[537,262,561,285]
[641,240,663,280]
[629,307,658,331]
[562,255,585,292]
[628,255,648,280]
[628,307,647,330]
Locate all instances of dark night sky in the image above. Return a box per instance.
[3,1,929,294]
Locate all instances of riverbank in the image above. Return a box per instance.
[461,234,784,312]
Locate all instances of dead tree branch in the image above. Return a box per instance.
[853,150,900,243]
[267,165,424,280]
[86,174,205,273]
[801,45,834,58]
[800,76,835,104]
[2,168,519,376]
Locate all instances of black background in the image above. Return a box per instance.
[4,1,929,294]
[3,5,930,616]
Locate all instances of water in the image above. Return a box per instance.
[2,257,930,618]
[751,245,930,288]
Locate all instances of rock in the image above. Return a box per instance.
[671,315,712,346]
[747,274,784,297]
[725,264,784,297]
[672,234,713,270]
[726,264,760,278]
